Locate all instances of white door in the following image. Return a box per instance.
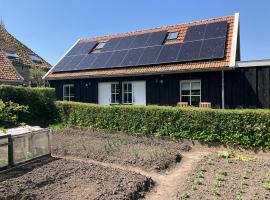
[133,81,146,105]
[98,82,111,105]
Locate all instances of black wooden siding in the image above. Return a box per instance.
[49,66,270,109]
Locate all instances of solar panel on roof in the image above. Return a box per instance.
[80,42,98,54]
[91,52,113,68]
[184,24,207,42]
[137,45,162,65]
[101,37,121,52]
[66,41,97,56]
[105,50,128,68]
[115,35,136,50]
[204,21,227,39]
[177,40,202,62]
[77,54,98,70]
[129,33,151,49]
[156,43,182,63]
[146,31,167,46]
[60,55,87,71]
[52,56,73,72]
[199,37,226,60]
[121,48,144,66]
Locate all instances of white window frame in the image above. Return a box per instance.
[111,82,120,104]
[122,82,133,105]
[180,80,201,106]
[63,84,75,101]
[166,31,179,40]
[95,42,106,50]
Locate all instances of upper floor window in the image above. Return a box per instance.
[166,31,179,41]
[63,84,75,101]
[5,50,19,59]
[29,54,42,63]
[180,80,201,106]
[95,42,106,50]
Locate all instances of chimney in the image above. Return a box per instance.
[0,18,5,29]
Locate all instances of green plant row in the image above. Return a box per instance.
[0,85,58,127]
[57,101,270,150]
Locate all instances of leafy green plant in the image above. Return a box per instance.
[0,100,28,127]
[0,85,57,126]
[218,150,233,159]
[236,194,245,200]
[180,191,190,199]
[207,158,214,165]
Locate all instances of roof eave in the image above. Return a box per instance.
[45,66,233,80]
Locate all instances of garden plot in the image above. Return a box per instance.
[178,150,270,200]
[52,129,186,172]
[0,156,153,200]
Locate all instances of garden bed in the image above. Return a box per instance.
[178,150,270,200]
[0,156,153,200]
[51,129,186,172]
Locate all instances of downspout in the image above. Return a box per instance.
[221,70,225,109]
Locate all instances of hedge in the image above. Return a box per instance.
[0,85,58,126]
[57,101,270,150]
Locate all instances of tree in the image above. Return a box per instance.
[29,66,46,86]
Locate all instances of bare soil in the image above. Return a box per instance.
[178,151,270,200]
[51,129,186,172]
[0,156,153,200]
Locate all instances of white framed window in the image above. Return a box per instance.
[63,84,75,101]
[111,82,120,104]
[122,82,133,104]
[166,31,179,41]
[5,50,19,59]
[29,54,42,63]
[180,80,201,106]
[95,42,106,50]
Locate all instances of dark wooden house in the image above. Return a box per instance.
[44,13,270,109]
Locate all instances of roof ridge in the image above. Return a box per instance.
[80,14,234,42]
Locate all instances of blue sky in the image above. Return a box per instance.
[0,0,269,65]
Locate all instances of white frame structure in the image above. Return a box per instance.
[111,82,120,104]
[63,84,75,101]
[180,80,201,106]
[122,82,133,105]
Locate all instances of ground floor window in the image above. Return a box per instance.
[63,84,75,101]
[180,80,201,106]
[122,82,133,104]
[111,83,120,104]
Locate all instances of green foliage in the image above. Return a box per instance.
[0,85,58,126]
[217,150,234,159]
[56,101,270,149]
[29,66,46,86]
[180,191,190,199]
[0,100,28,127]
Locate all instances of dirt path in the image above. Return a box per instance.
[54,150,209,200]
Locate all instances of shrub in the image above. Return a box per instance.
[0,100,28,127]
[0,85,58,126]
[56,101,270,150]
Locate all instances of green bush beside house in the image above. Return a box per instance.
[0,85,58,127]
[57,101,270,150]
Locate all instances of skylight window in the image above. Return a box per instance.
[5,50,19,59]
[29,54,42,63]
[95,42,106,50]
[166,31,179,40]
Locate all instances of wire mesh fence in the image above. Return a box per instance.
[0,129,51,170]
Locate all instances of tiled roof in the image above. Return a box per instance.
[46,14,239,80]
[0,50,22,81]
[0,24,52,82]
